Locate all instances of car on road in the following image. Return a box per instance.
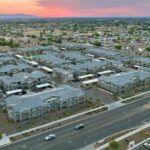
[45,134,56,141]
[144,142,150,149]
[75,124,85,130]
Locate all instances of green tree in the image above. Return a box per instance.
[96,98,101,103]
[145,47,150,51]
[115,45,122,50]
[93,41,102,47]
[0,133,2,140]
[109,140,120,149]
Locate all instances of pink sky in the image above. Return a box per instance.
[0,0,150,17]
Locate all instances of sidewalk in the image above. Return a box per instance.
[0,134,11,147]
[119,90,150,103]
[78,144,95,150]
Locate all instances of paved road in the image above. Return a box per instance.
[133,139,150,150]
[135,146,148,150]
[1,97,150,150]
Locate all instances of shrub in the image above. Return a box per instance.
[93,41,102,47]
[96,98,101,103]
[0,133,2,139]
[109,140,120,149]
[2,109,7,113]
[10,137,15,141]
[8,119,14,124]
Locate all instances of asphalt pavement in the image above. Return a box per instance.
[1,97,150,150]
[133,139,150,150]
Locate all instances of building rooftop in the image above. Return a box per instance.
[133,57,150,64]
[5,85,84,113]
[99,70,150,86]
[39,54,71,65]
[87,47,120,56]
[62,52,91,62]
[0,64,31,73]
[54,68,71,75]
[0,71,47,85]
[65,60,108,71]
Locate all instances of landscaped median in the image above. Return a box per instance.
[94,122,150,150]
[6,105,108,143]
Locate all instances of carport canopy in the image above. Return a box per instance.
[78,74,94,80]
[82,78,99,85]
[6,89,22,96]
[36,83,51,89]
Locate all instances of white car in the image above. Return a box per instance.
[144,142,150,149]
[45,134,56,141]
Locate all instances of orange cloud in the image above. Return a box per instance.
[0,0,43,15]
[38,7,139,17]
[0,0,149,17]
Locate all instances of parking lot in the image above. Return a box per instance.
[68,81,114,105]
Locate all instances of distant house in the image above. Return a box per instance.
[0,64,32,76]
[61,52,91,63]
[0,57,16,66]
[131,57,150,67]
[87,47,120,59]
[61,42,85,50]
[38,54,71,68]
[18,46,59,57]
[64,60,109,78]
[53,68,73,82]
[5,85,84,122]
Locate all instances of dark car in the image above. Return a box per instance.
[75,124,85,130]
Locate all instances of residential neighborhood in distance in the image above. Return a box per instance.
[0,3,150,150]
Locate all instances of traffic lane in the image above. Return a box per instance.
[134,139,150,150]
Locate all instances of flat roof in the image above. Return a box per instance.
[98,70,112,75]
[99,70,150,86]
[41,66,53,72]
[133,65,140,68]
[78,74,94,80]
[86,54,94,57]
[6,89,22,95]
[15,55,23,59]
[82,78,99,85]
[36,83,51,89]
[29,61,38,66]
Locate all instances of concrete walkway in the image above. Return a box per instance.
[78,144,95,150]
[0,134,11,147]
[108,101,125,110]
[119,90,150,103]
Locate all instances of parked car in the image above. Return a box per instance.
[45,134,56,141]
[144,142,150,149]
[75,124,85,130]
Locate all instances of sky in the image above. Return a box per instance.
[0,0,150,17]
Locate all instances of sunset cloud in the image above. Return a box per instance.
[0,0,43,15]
[0,0,150,17]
